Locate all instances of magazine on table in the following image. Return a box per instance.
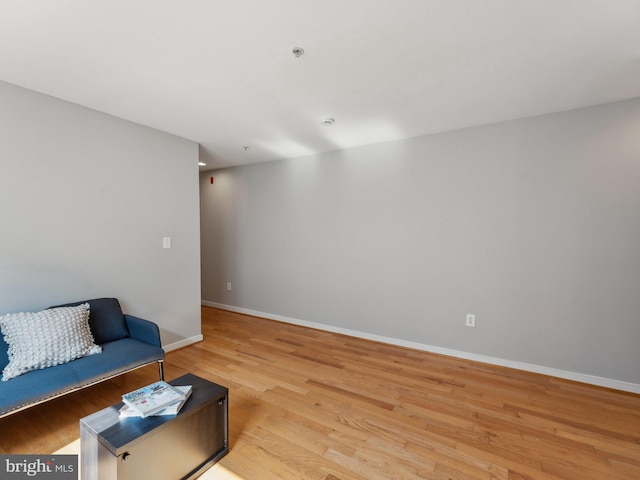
[121,381,190,418]
[119,385,193,417]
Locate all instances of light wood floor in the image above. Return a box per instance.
[1,306,639,479]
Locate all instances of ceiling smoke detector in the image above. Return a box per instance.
[292,47,304,57]
[320,117,335,126]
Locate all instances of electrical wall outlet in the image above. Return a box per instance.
[226,282,232,292]
[466,314,476,327]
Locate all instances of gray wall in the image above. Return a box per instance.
[0,81,202,347]
[201,98,640,386]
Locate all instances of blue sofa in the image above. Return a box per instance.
[0,298,165,418]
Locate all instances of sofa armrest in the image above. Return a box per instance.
[124,314,163,348]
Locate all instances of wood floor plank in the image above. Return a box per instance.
[1,306,639,480]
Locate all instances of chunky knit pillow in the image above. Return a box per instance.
[0,303,102,381]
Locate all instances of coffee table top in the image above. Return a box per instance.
[80,373,228,455]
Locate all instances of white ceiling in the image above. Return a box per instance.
[1,1,639,171]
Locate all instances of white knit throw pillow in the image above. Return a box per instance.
[0,303,102,381]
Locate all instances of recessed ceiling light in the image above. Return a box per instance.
[198,161,206,166]
[320,117,335,126]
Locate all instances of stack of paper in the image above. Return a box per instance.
[119,381,193,418]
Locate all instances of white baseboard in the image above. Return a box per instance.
[202,301,640,394]
[163,334,203,353]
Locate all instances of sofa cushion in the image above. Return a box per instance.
[68,337,165,385]
[0,304,102,381]
[50,298,129,345]
[0,337,164,417]
[0,359,81,415]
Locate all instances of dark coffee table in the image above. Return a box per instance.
[80,373,228,480]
